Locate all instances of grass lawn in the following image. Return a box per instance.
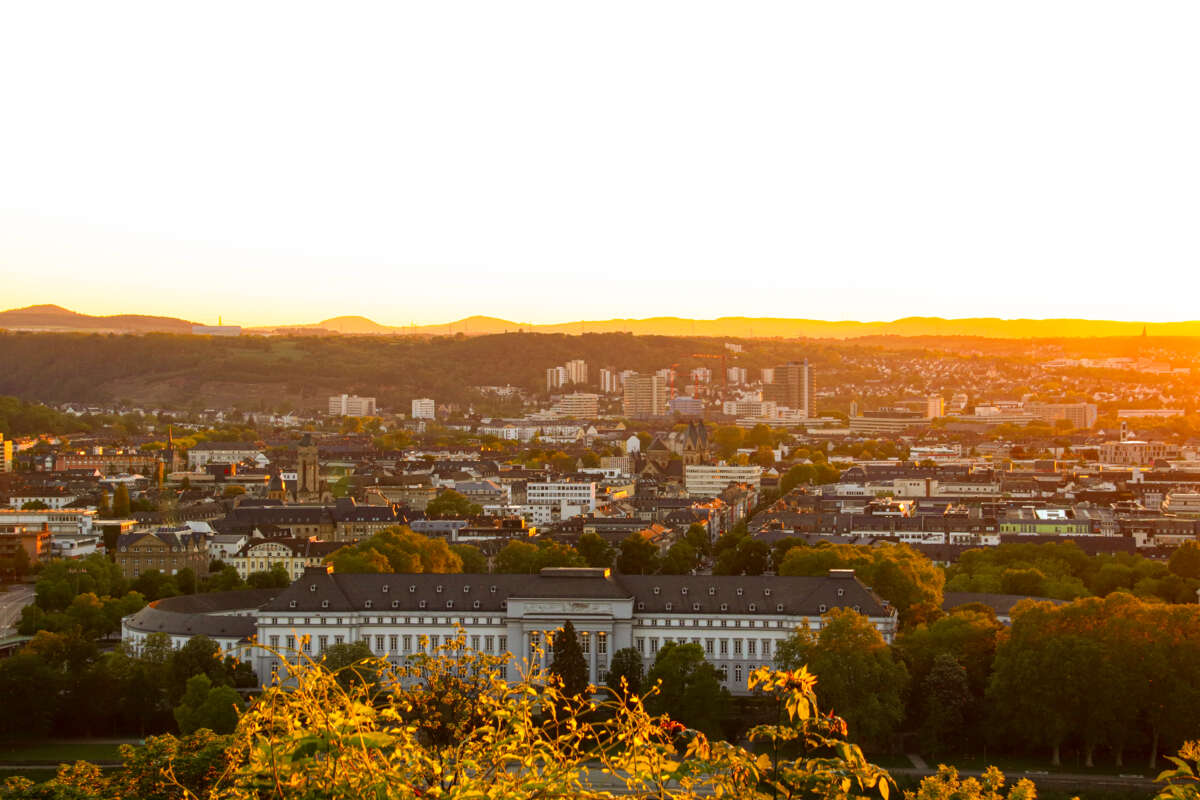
[0,742,126,765]
[928,754,1156,779]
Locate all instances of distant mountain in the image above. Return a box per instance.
[8,304,1200,339]
[0,304,195,334]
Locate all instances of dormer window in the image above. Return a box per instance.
[776,603,785,612]
[653,587,660,595]
[748,603,756,612]
[736,588,744,596]
[837,588,845,598]
[692,602,700,611]
[419,600,428,609]
[763,588,772,597]
[720,603,728,611]
[819,604,827,613]
[410,585,417,592]
[446,600,454,608]
[463,585,470,593]
[490,585,497,593]
[500,601,507,610]
[637,602,645,610]
[681,587,688,596]
[382,585,389,593]
[391,600,399,608]
[853,605,861,612]
[289,600,297,608]
[309,584,317,592]
[473,600,480,609]
[436,585,444,593]
[708,587,716,596]
[364,600,373,609]
[321,600,329,608]
[665,602,673,611]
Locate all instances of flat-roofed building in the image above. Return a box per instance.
[685,465,762,497]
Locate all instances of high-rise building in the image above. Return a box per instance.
[0,434,12,473]
[545,366,568,391]
[552,393,600,419]
[726,367,747,385]
[622,373,669,417]
[328,394,377,417]
[599,368,622,394]
[411,398,436,420]
[565,359,588,385]
[762,360,815,417]
[760,367,775,385]
[925,396,945,419]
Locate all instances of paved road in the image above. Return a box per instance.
[0,585,35,636]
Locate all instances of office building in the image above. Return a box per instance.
[328,394,377,417]
[1025,402,1098,430]
[411,398,436,420]
[551,393,600,419]
[622,373,669,417]
[761,360,814,417]
[684,464,762,497]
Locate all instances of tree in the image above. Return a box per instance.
[21,500,49,510]
[577,532,615,568]
[493,540,585,574]
[0,653,61,737]
[607,647,644,697]
[321,640,378,689]
[172,674,243,735]
[175,567,198,595]
[246,565,291,588]
[660,541,699,575]
[1170,541,1200,580]
[450,543,489,573]
[909,766,1036,800]
[645,642,731,739]
[328,527,463,574]
[779,542,944,621]
[112,483,131,517]
[168,635,232,703]
[425,489,483,518]
[775,608,909,747]
[616,532,661,575]
[684,523,711,558]
[918,654,972,757]
[549,621,590,698]
[714,537,769,576]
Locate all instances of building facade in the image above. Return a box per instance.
[411,398,436,420]
[328,394,378,417]
[684,465,762,497]
[622,374,669,418]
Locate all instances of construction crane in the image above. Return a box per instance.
[689,351,737,403]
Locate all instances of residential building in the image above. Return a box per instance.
[526,481,598,515]
[545,366,568,391]
[1099,440,1175,466]
[187,442,264,470]
[925,396,945,419]
[0,434,11,473]
[670,396,704,417]
[411,398,436,420]
[599,368,622,394]
[849,410,931,435]
[761,360,814,417]
[0,524,52,567]
[1025,402,1098,430]
[115,528,210,578]
[228,537,345,581]
[551,393,600,419]
[622,373,669,418]
[0,509,96,536]
[684,465,762,497]
[328,394,377,417]
[565,359,588,385]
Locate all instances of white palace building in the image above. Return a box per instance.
[123,566,897,695]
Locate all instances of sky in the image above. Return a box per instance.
[1,2,1198,327]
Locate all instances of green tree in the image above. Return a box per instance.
[549,620,590,698]
[450,543,489,573]
[246,565,291,588]
[714,537,769,576]
[1169,541,1200,580]
[775,608,908,747]
[660,541,699,575]
[645,642,731,739]
[172,674,244,735]
[168,635,232,703]
[779,542,944,621]
[425,490,483,518]
[577,532,615,568]
[112,483,131,517]
[684,523,711,558]
[321,640,378,690]
[918,653,972,757]
[607,647,644,697]
[616,532,661,575]
[328,527,463,574]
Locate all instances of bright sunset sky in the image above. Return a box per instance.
[1,2,1198,327]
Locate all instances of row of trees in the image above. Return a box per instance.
[946,539,1200,604]
[0,630,253,738]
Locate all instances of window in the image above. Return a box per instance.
[498,636,507,651]
[747,639,757,657]
[649,637,659,653]
[485,636,494,653]
[776,603,785,612]
[635,637,645,654]
[317,635,328,652]
[704,638,714,655]
[692,602,700,611]
[430,634,440,650]
[436,585,443,593]
[734,639,743,656]
[389,635,398,653]
[410,585,417,592]
[735,664,743,684]
[473,600,480,609]
[597,632,608,655]
[269,635,280,649]
[375,635,385,653]
[419,600,428,609]
[653,587,660,595]
[382,584,389,593]
[637,602,645,610]
[364,600,373,609]
[529,632,540,654]
[581,632,590,654]
[720,603,728,611]
[719,639,728,656]
[761,638,771,657]
[748,603,756,612]
[335,635,344,645]
[446,600,454,609]
[708,587,716,595]
[736,588,744,596]
[681,587,688,595]
[471,635,480,651]
[286,635,296,649]
[289,600,297,608]
[490,585,497,593]
[402,635,412,654]
[321,600,329,608]
[392,600,400,608]
[763,588,772,597]
[665,602,673,611]
[819,604,827,613]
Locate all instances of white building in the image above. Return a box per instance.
[187,442,264,469]
[599,368,622,394]
[123,567,897,696]
[525,481,597,515]
[684,465,762,497]
[411,398,436,420]
[328,394,377,417]
[0,509,97,536]
[565,359,588,385]
[551,393,600,419]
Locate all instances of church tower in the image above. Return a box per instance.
[296,434,320,502]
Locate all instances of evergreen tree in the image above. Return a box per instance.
[112,484,131,517]
[549,621,590,697]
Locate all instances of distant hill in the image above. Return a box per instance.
[0,304,195,334]
[9,304,1200,339]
